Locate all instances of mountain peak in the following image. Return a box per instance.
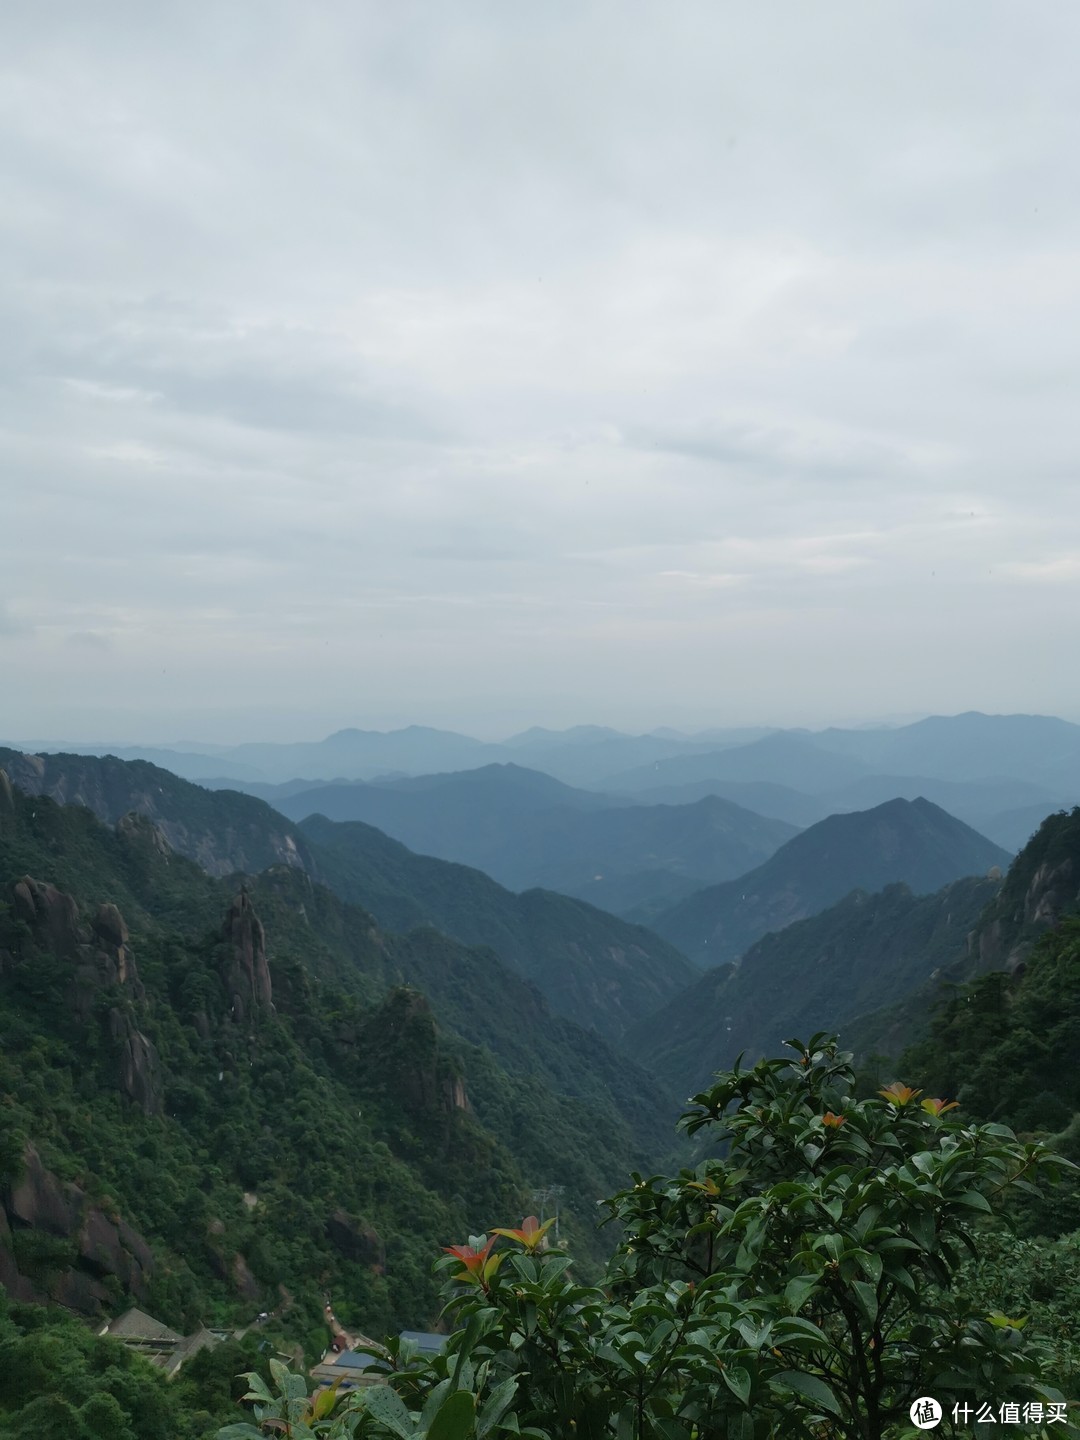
[653,797,1011,966]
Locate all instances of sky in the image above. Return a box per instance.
[3,2,1080,744]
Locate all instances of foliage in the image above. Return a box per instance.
[0,1289,251,1440]
[222,1038,1077,1439]
[630,877,997,1098]
[954,1228,1080,1389]
[903,916,1080,1236]
[302,811,699,1046]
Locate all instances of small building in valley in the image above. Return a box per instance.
[99,1307,223,1378]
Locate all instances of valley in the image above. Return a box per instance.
[2,714,1079,1434]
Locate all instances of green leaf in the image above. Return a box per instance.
[312,1380,341,1420]
[240,1372,274,1404]
[358,1384,419,1439]
[907,1210,936,1252]
[775,1317,830,1348]
[420,1379,453,1431]
[955,1189,993,1213]
[784,1275,819,1312]
[216,1427,265,1440]
[850,1279,879,1323]
[775,1370,843,1418]
[428,1390,477,1440]
[476,1378,518,1438]
[452,1313,486,1387]
[855,1249,882,1286]
[721,1365,752,1405]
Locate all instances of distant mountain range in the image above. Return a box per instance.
[7,712,1069,784]
[0,748,693,1043]
[10,715,1075,856]
[649,797,1012,966]
[630,775,1066,853]
[269,765,798,922]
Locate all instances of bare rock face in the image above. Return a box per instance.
[0,768,13,815]
[6,1145,82,1237]
[325,1209,385,1272]
[968,849,1080,973]
[220,891,273,1023]
[1023,858,1077,930]
[205,1241,262,1301]
[5,877,160,1113]
[2,749,312,879]
[116,810,173,858]
[12,876,82,960]
[1,1145,155,1316]
[120,1030,161,1115]
[93,902,128,951]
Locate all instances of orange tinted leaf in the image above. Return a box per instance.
[878,1083,922,1106]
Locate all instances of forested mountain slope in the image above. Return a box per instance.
[651,797,1010,966]
[0,748,316,880]
[631,806,1080,1127]
[845,805,1080,1062]
[0,750,695,1041]
[629,876,998,1099]
[0,773,683,1353]
[903,911,1080,1238]
[300,814,696,1042]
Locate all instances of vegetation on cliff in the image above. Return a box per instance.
[0,777,681,1351]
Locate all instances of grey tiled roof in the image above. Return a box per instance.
[103,1308,183,1345]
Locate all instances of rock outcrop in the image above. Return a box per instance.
[5,876,161,1113]
[967,821,1080,973]
[116,810,173,858]
[220,890,274,1022]
[0,1145,155,1315]
[12,876,82,960]
[325,1209,385,1273]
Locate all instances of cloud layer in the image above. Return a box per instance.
[4,2,1080,741]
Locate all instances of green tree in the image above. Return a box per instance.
[219,1037,1077,1439]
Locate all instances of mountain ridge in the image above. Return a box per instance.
[650,796,1011,966]
[0,747,695,1042]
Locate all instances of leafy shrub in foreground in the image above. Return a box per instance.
[219,1037,1077,1439]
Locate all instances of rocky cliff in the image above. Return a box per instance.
[220,889,274,1023]
[0,1145,155,1315]
[965,807,1080,973]
[4,875,161,1113]
[0,749,315,879]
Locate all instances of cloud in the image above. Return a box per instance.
[3,3,1080,735]
[1001,554,1080,584]
[66,630,113,651]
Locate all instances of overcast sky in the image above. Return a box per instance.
[4,2,1080,743]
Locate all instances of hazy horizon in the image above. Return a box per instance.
[5,5,1080,741]
[6,705,1080,754]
